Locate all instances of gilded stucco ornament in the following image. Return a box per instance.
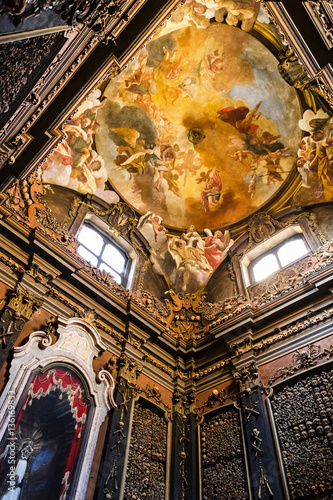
[244,211,327,253]
[163,291,209,340]
[117,353,143,386]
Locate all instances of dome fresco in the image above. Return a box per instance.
[95,20,301,231]
[38,0,333,294]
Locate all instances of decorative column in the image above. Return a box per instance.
[184,389,198,500]
[95,353,142,500]
[170,389,187,500]
[232,362,284,500]
[169,388,198,500]
[0,284,42,368]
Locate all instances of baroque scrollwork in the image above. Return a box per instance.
[203,295,252,326]
[4,174,47,228]
[163,290,208,340]
[131,289,170,325]
[250,239,333,308]
[268,342,333,385]
[250,255,309,306]
[245,211,326,253]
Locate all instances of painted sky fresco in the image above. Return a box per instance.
[96,14,301,230]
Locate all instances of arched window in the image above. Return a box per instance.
[240,226,312,287]
[249,235,309,283]
[77,222,130,286]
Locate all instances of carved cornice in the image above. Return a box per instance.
[3,188,333,317]
[261,1,333,107]
[0,251,25,277]
[78,264,130,301]
[253,306,333,354]
[131,290,169,325]
[141,352,173,377]
[2,191,333,342]
[203,295,252,326]
[304,1,333,49]
[1,248,333,383]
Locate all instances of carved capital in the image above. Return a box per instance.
[0,285,42,368]
[117,353,142,386]
[232,362,260,392]
[7,284,43,318]
[172,388,187,415]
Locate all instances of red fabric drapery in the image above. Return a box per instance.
[14,368,88,499]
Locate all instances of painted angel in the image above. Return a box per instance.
[201,169,222,214]
[204,229,233,270]
[138,212,168,242]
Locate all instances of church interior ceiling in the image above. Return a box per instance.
[0,0,332,300]
[7,0,327,296]
[39,1,318,232]
[1,3,333,499]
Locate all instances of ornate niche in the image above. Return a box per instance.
[123,398,170,500]
[269,363,333,500]
[0,316,116,500]
[200,404,249,500]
